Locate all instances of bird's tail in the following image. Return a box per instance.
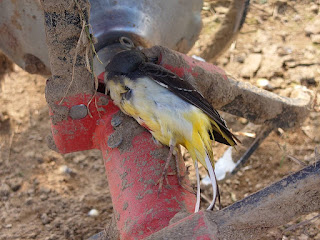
[204,153,218,210]
[210,119,240,146]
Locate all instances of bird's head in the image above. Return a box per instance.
[105,49,147,77]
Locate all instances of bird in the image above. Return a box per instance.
[104,48,239,212]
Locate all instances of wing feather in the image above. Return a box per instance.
[138,62,239,145]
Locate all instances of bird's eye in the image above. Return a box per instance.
[124,86,130,91]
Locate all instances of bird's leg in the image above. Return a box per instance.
[175,146,195,194]
[157,144,174,192]
[175,146,183,185]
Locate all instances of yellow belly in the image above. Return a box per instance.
[118,77,214,168]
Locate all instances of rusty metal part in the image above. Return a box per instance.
[143,46,312,129]
[146,161,320,239]
[41,0,95,107]
[0,0,202,73]
[200,0,250,62]
[0,1,49,74]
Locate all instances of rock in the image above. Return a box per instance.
[274,0,288,15]
[72,154,86,163]
[40,194,48,201]
[240,54,262,78]
[41,213,51,225]
[0,183,10,199]
[257,55,283,78]
[305,17,320,36]
[251,46,262,53]
[300,76,316,87]
[293,14,301,22]
[5,224,12,228]
[238,117,248,125]
[40,186,51,194]
[7,178,23,192]
[88,209,99,217]
[310,4,319,14]
[278,87,294,98]
[215,6,228,14]
[27,188,35,196]
[271,77,286,89]
[58,165,73,175]
[286,66,317,86]
[302,125,320,142]
[277,46,292,56]
[257,78,274,90]
[311,34,320,44]
[235,54,245,63]
[45,235,58,240]
[25,197,33,205]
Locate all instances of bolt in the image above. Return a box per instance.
[111,114,123,127]
[107,132,123,149]
[69,104,88,119]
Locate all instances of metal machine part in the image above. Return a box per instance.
[0,0,202,74]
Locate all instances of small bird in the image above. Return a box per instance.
[105,49,238,212]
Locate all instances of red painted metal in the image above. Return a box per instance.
[50,92,196,239]
[50,52,227,239]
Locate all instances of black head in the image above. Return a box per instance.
[105,49,147,75]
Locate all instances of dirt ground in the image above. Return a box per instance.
[1,0,320,239]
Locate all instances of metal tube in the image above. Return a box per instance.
[146,161,320,239]
[98,107,196,239]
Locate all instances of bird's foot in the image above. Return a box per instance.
[156,144,175,193]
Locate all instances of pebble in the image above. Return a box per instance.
[0,183,10,198]
[235,54,246,63]
[277,46,292,56]
[257,53,283,78]
[25,197,33,205]
[88,209,99,217]
[58,165,73,175]
[230,192,237,202]
[7,178,23,192]
[257,78,274,90]
[238,117,248,125]
[27,188,35,196]
[5,224,12,228]
[293,14,301,22]
[72,155,86,164]
[241,54,262,78]
[40,194,48,201]
[310,4,319,14]
[40,186,51,194]
[41,213,51,225]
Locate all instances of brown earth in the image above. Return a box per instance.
[1,0,320,239]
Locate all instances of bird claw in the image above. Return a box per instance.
[156,170,170,193]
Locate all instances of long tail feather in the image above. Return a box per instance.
[204,154,218,210]
[194,160,201,213]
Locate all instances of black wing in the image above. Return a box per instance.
[138,62,238,145]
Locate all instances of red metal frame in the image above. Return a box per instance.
[49,53,232,239]
[50,92,196,239]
